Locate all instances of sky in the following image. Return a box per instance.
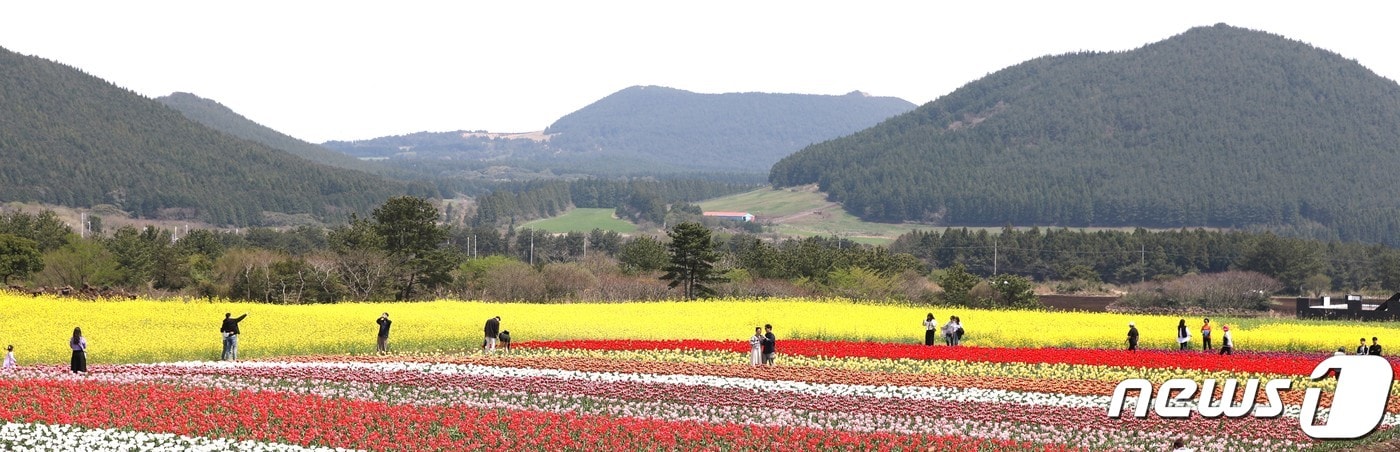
[2,1,1397,143]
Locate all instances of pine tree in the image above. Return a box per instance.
[661,222,727,299]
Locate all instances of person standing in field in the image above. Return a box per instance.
[376,312,392,354]
[1218,325,1233,355]
[1176,319,1190,350]
[483,316,501,354]
[70,327,87,374]
[1200,318,1213,351]
[762,324,776,366]
[221,312,248,361]
[1358,337,1370,355]
[943,316,962,346]
[1370,337,1383,356]
[1127,322,1139,351]
[3,345,14,369]
[749,327,763,366]
[923,313,938,346]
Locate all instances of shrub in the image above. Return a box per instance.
[1115,271,1281,312]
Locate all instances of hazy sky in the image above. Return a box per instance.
[2,1,1396,142]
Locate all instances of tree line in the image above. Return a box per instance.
[890,227,1400,295]
[6,199,1400,305]
[472,178,759,227]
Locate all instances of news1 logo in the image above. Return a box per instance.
[1107,356,1394,439]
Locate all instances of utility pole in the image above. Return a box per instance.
[1140,244,1146,283]
[529,230,535,266]
[993,238,998,275]
[80,212,86,239]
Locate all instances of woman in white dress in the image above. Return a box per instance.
[749,327,764,366]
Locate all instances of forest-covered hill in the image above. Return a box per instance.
[0,46,404,225]
[769,24,1400,245]
[323,86,915,176]
[543,86,916,172]
[155,92,386,174]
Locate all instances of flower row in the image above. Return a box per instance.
[517,339,1398,377]
[0,376,1065,451]
[0,422,351,452]
[260,351,1393,412]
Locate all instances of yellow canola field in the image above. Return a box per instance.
[3,294,1398,364]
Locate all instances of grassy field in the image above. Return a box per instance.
[698,185,921,244]
[521,208,637,233]
[698,185,1204,244]
[697,186,830,218]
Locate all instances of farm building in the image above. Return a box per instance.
[703,211,755,222]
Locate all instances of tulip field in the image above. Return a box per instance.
[1,294,1399,450]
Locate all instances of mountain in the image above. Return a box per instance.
[155,92,386,174]
[0,46,404,226]
[769,24,1400,245]
[543,86,916,173]
[322,86,915,177]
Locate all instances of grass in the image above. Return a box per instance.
[698,185,922,244]
[697,186,830,218]
[697,185,1210,244]
[522,208,637,233]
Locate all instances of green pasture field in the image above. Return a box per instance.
[698,185,1212,244]
[522,208,638,233]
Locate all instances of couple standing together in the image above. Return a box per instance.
[749,324,775,366]
[923,313,964,346]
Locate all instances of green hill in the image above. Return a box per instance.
[322,87,915,178]
[155,92,386,174]
[545,86,916,173]
[769,24,1400,245]
[0,47,404,225]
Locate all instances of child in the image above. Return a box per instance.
[3,345,14,369]
[497,330,512,353]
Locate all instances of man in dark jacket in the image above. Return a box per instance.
[1358,338,1370,355]
[376,312,392,354]
[1370,337,1383,357]
[761,324,776,365]
[484,316,501,354]
[221,312,248,361]
[1127,322,1139,351]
